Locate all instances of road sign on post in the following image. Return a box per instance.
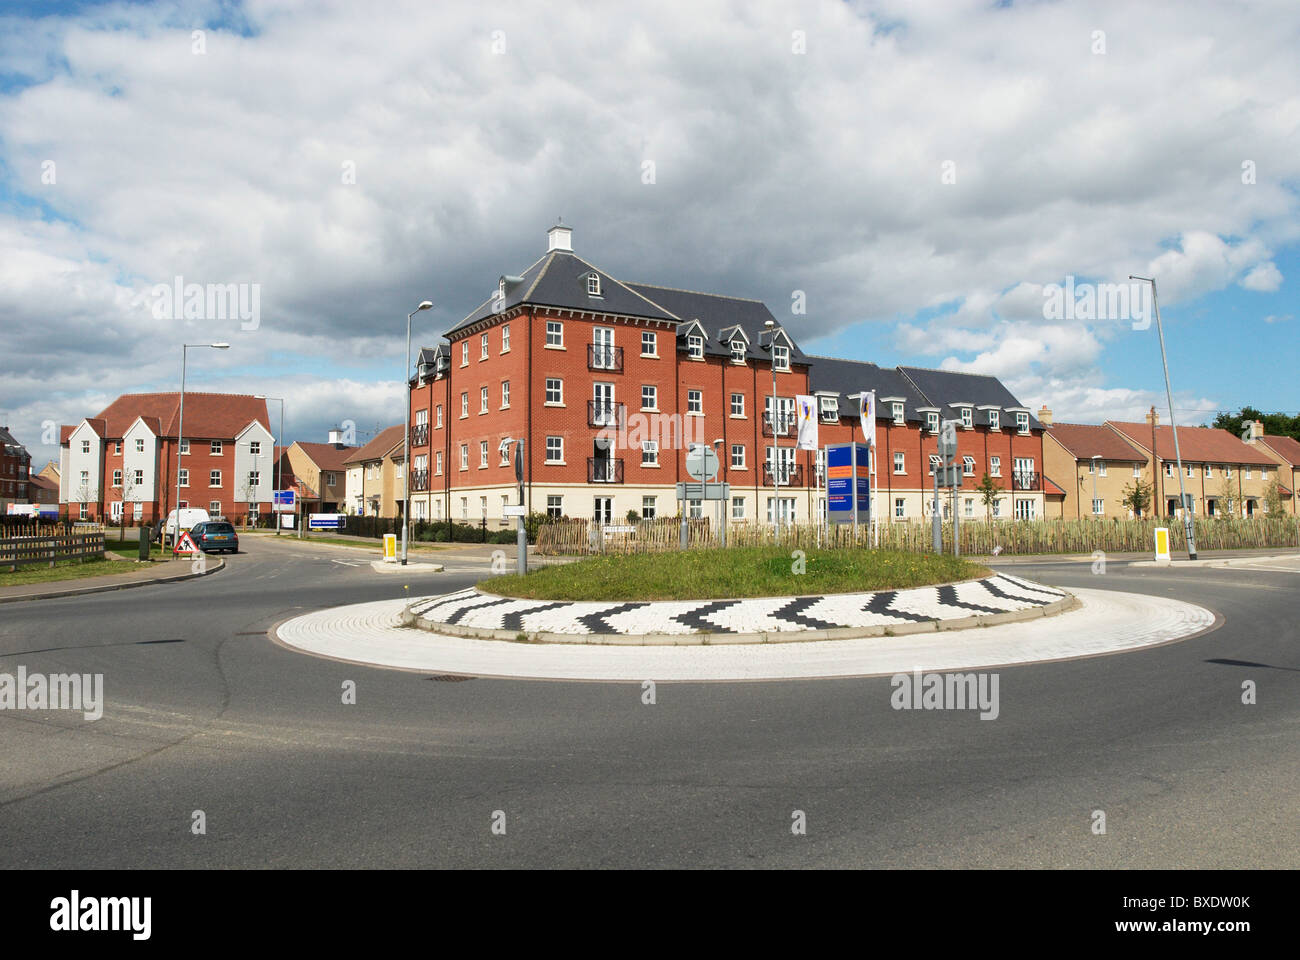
[308,513,344,531]
[273,490,295,513]
[685,444,720,481]
[826,443,870,527]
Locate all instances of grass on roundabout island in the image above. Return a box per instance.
[479,547,990,602]
[0,556,143,587]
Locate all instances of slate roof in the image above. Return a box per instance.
[1256,434,1300,467]
[623,283,801,363]
[897,367,1041,429]
[1046,422,1148,461]
[805,356,931,421]
[1106,422,1275,465]
[343,425,405,465]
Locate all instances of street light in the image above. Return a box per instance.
[762,318,781,535]
[499,436,526,574]
[255,395,285,536]
[1090,454,1102,519]
[1129,275,1197,559]
[173,342,229,555]
[402,300,434,565]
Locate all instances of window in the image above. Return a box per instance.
[247,470,260,487]
[209,470,221,487]
[502,324,510,352]
[992,498,1001,518]
[1224,464,1232,478]
[641,331,656,356]
[587,273,601,295]
[990,456,1001,477]
[480,496,487,517]
[894,452,905,474]
[892,402,905,425]
[772,344,789,370]
[460,498,468,519]
[500,495,509,519]
[545,378,563,405]
[501,381,510,408]
[209,501,221,515]
[960,407,973,429]
[731,393,745,417]
[732,496,745,520]
[480,387,489,414]
[1133,464,1141,478]
[546,320,563,347]
[546,437,563,463]
[731,340,745,363]
[641,440,658,466]
[249,441,260,456]
[415,408,427,428]
[688,334,704,359]
[435,451,443,475]
[988,410,1000,430]
[895,497,906,519]
[685,498,702,519]
[499,442,511,466]
[687,390,702,414]
[79,470,89,484]
[926,412,939,433]
[134,469,143,486]
[459,444,468,470]
[210,440,222,455]
[641,385,657,410]
[1016,412,1030,434]
[766,497,795,522]
[179,468,189,487]
[929,454,941,475]
[436,405,443,428]
[180,439,190,455]
[481,333,489,360]
[963,456,975,476]
[79,503,88,520]
[461,392,469,418]
[964,498,974,518]
[820,397,838,422]
[112,469,122,487]
[547,495,563,518]
[642,496,657,520]
[136,438,145,453]
[1092,498,1104,515]
[1244,466,1252,479]
[1186,464,1194,478]
[731,444,746,469]
[479,441,489,468]
[1014,498,1037,520]
[1164,461,1173,477]
[1204,464,1212,478]
[593,497,613,525]
[461,342,469,366]
[81,439,90,454]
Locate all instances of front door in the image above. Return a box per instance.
[594,497,613,524]
[593,327,615,369]
[593,382,615,426]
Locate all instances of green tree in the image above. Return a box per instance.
[1119,477,1152,517]
[1211,406,1300,442]
[975,472,1003,523]
[1214,475,1236,519]
[1263,476,1285,517]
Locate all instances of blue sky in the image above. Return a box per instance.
[1,0,1296,466]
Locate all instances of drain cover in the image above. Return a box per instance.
[428,674,475,682]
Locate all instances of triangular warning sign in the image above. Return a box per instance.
[173,530,199,555]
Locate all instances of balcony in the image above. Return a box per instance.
[410,423,429,448]
[761,411,798,438]
[1012,471,1040,491]
[587,457,624,484]
[411,469,430,492]
[763,463,803,487]
[587,400,625,428]
[587,344,623,373]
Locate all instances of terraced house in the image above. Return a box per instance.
[404,225,1048,526]
[342,425,405,517]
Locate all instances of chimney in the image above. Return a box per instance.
[547,222,573,253]
[1252,419,1264,441]
[1145,406,1159,427]
[1037,405,1053,427]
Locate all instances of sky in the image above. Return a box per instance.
[1,0,1297,471]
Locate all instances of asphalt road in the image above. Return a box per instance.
[1,536,1295,868]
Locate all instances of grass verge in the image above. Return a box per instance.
[479,547,988,601]
[0,557,144,587]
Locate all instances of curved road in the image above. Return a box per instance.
[1,536,1296,868]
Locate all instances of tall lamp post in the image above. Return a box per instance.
[1129,275,1197,559]
[1090,454,1101,519]
[173,342,230,556]
[402,300,434,565]
[256,395,285,535]
[762,318,781,535]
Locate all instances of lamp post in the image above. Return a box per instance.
[1129,276,1197,559]
[402,300,434,565]
[256,395,284,535]
[173,342,229,556]
[1090,454,1101,519]
[499,437,526,574]
[762,318,781,535]
[712,437,726,548]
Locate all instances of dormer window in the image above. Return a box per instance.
[959,408,973,429]
[731,340,745,363]
[688,335,704,359]
[772,344,790,371]
[819,397,838,422]
[926,412,939,433]
[892,402,905,425]
[988,410,1000,430]
[587,273,601,296]
[1016,412,1030,434]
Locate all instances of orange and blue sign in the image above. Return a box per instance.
[827,442,871,524]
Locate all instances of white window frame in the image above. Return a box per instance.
[990,456,1001,477]
[731,393,745,417]
[642,496,657,520]
[820,397,838,422]
[461,342,469,366]
[587,273,601,295]
[112,469,122,487]
[732,496,745,520]
[546,437,563,464]
[480,387,489,414]
[892,402,905,425]
[479,441,489,468]
[480,333,489,360]
[895,497,906,519]
[926,412,939,433]
[501,380,510,408]
[687,390,703,415]
[210,469,221,487]
[963,455,975,476]
[641,385,657,410]
[1092,498,1104,515]
[210,440,222,455]
[178,468,189,487]
[731,444,746,469]
[546,495,563,518]
[459,444,468,470]
[641,331,656,357]
[135,438,145,453]
[545,378,563,405]
[960,407,973,429]
[1016,412,1030,434]
[436,405,443,428]
[893,452,905,475]
[546,320,563,347]
[688,334,704,359]
[731,340,745,363]
[988,411,1000,430]
[641,440,659,466]
[502,324,511,352]
[772,344,790,371]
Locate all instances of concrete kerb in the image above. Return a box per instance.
[400,587,1078,646]
[0,556,225,604]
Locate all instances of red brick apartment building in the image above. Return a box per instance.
[58,393,275,523]
[1,425,32,510]
[406,225,1047,526]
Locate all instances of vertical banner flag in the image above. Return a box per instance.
[859,391,876,451]
[795,395,819,451]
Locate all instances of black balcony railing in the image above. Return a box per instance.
[410,423,429,447]
[1012,471,1040,491]
[587,400,625,428]
[763,463,803,487]
[587,343,624,372]
[761,411,798,438]
[410,469,430,492]
[587,457,624,484]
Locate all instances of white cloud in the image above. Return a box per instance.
[1240,261,1283,292]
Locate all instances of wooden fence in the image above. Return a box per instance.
[0,532,106,571]
[536,516,1300,557]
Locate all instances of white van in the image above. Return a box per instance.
[154,508,211,545]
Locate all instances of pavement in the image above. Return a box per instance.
[0,553,223,603]
[1,537,1296,868]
